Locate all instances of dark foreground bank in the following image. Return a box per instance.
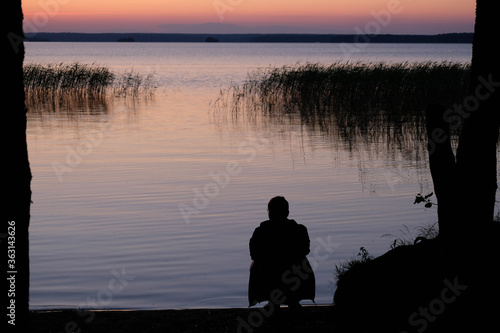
[30,305,357,333]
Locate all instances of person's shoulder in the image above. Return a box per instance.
[290,220,308,231]
[288,219,303,227]
[258,220,272,228]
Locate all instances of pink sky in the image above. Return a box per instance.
[22,0,476,34]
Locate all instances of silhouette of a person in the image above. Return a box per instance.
[248,196,315,310]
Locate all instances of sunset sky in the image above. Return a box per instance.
[23,0,475,34]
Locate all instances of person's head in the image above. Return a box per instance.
[267,196,289,220]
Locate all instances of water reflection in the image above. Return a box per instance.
[209,66,464,197]
[213,62,470,163]
[27,97,110,117]
[27,96,154,136]
[214,94,432,155]
[214,62,481,191]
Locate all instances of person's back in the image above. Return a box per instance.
[250,218,309,269]
[248,196,315,308]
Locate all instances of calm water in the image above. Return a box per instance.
[26,42,473,310]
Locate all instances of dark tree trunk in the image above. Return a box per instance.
[424,0,500,329]
[2,1,31,331]
[457,0,500,229]
[334,2,500,331]
[427,0,500,241]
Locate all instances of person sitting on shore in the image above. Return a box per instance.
[248,196,315,311]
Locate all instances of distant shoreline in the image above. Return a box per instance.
[25,32,473,43]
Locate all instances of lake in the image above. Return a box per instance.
[26,42,475,310]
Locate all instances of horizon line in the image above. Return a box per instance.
[25,31,474,36]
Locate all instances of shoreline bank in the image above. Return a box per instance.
[30,305,347,332]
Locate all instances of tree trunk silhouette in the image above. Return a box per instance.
[334,2,500,331]
[425,0,500,329]
[427,0,500,241]
[2,1,31,331]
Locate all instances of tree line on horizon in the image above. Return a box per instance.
[24,32,473,43]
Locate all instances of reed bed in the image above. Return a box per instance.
[216,61,470,124]
[24,63,156,109]
[213,61,471,149]
[211,61,472,160]
[112,69,156,97]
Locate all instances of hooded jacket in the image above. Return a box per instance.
[248,218,315,306]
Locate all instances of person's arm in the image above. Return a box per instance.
[298,225,311,256]
[249,227,262,261]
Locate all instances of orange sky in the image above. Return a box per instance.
[22,0,476,34]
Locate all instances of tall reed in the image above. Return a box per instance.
[213,61,471,145]
[24,63,157,109]
[112,69,156,97]
[220,61,470,116]
[24,63,113,103]
[211,61,472,161]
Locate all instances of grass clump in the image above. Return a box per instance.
[215,61,471,133]
[24,63,113,103]
[222,61,470,115]
[213,61,470,156]
[382,222,439,250]
[24,63,156,109]
[112,69,156,97]
[333,222,439,288]
[333,247,373,285]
